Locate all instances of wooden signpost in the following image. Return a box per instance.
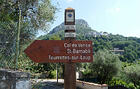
[64,7,76,89]
[24,8,93,89]
[24,40,93,63]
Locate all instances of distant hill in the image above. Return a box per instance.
[38,19,140,62]
[48,19,109,37]
[49,19,90,34]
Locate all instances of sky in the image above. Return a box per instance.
[48,0,140,38]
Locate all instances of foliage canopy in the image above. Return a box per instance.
[90,49,121,84]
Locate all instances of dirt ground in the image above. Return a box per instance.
[31,79,83,89]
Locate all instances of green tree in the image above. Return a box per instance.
[0,0,56,50]
[0,0,57,68]
[49,35,61,40]
[90,49,121,84]
[0,0,56,30]
[124,64,140,88]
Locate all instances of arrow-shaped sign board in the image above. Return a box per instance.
[24,40,93,63]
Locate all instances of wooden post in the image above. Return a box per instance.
[64,8,76,89]
[15,2,21,69]
[56,64,58,84]
[64,63,76,89]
